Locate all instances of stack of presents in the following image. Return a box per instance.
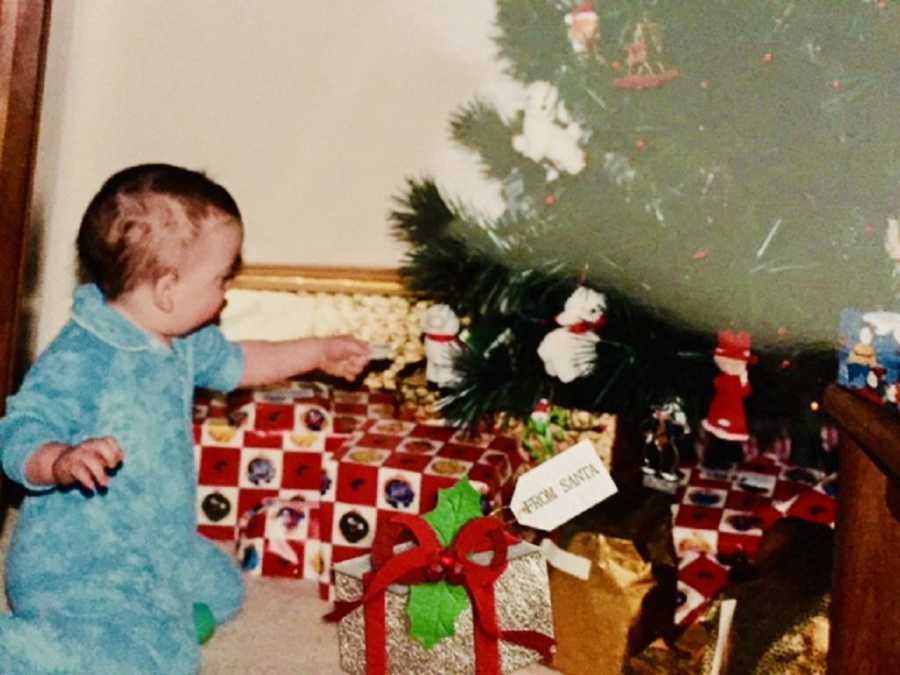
[193,381,523,601]
[193,373,840,673]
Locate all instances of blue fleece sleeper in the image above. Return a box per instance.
[0,284,246,674]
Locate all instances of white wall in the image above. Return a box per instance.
[28,0,516,356]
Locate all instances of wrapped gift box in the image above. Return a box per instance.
[671,453,837,626]
[333,540,553,675]
[193,380,363,541]
[317,410,525,599]
[193,382,527,599]
[550,533,657,675]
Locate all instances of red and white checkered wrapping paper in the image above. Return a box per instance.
[193,381,345,540]
[671,453,837,626]
[193,382,526,600]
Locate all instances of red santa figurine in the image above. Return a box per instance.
[701,330,757,442]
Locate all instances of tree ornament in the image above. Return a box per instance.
[701,331,757,442]
[564,1,600,55]
[522,398,567,462]
[511,81,586,180]
[614,18,681,90]
[641,398,691,492]
[537,287,607,383]
[422,304,463,388]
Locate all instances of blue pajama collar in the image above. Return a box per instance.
[71,284,170,353]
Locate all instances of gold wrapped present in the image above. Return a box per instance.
[627,599,734,675]
[752,595,829,675]
[550,532,657,675]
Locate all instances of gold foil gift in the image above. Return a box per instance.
[752,595,829,675]
[333,541,554,674]
[550,532,657,675]
[627,593,830,675]
[626,599,731,675]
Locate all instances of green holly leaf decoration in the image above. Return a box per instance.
[403,479,483,649]
[423,477,484,547]
[407,580,470,649]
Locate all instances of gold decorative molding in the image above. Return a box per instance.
[231,264,411,296]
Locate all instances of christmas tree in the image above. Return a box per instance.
[392,1,900,459]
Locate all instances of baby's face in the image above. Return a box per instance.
[167,216,242,335]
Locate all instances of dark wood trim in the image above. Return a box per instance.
[0,0,51,409]
[823,384,900,673]
[823,384,900,482]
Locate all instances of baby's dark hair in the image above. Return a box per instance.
[77,163,242,299]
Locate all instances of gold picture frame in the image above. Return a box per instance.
[231,264,410,296]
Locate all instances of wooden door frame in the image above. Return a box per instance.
[0,0,52,410]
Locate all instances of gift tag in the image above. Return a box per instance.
[511,439,617,531]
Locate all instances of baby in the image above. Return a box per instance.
[0,164,370,673]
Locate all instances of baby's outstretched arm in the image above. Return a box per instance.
[24,437,124,491]
[239,336,371,387]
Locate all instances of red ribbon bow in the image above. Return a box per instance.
[325,513,555,674]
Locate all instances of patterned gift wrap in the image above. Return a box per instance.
[193,382,527,599]
[234,496,330,583]
[193,381,364,541]
[319,393,526,599]
[671,453,837,626]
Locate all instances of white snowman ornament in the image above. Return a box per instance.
[537,287,607,383]
[422,304,463,388]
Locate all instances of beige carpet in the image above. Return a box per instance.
[0,507,556,674]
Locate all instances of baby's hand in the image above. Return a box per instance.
[52,436,124,491]
[318,336,371,381]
